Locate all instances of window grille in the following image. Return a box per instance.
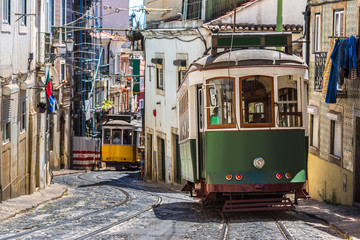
[314,52,327,91]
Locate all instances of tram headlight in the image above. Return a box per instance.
[285,172,292,179]
[253,157,265,169]
[235,174,242,180]
[276,173,283,179]
[226,174,232,181]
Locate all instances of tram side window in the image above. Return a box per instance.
[104,129,111,144]
[207,78,235,127]
[112,130,122,145]
[241,76,274,126]
[123,129,133,145]
[277,76,302,127]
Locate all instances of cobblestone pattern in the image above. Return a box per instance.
[0,171,345,240]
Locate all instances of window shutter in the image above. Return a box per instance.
[312,115,319,148]
[334,121,342,157]
[2,98,11,124]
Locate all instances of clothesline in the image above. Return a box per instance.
[322,35,358,104]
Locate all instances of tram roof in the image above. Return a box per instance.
[103,119,134,127]
[188,49,306,71]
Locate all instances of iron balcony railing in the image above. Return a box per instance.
[314,52,327,91]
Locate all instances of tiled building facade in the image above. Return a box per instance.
[308,0,360,205]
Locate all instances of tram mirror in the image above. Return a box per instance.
[209,87,217,106]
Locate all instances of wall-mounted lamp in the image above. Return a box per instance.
[156,101,161,105]
[171,106,176,110]
[153,109,156,117]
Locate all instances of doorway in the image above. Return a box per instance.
[355,117,360,203]
[157,137,165,182]
[146,133,153,180]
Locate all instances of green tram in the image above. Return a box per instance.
[177,33,309,212]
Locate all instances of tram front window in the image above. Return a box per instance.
[207,78,235,127]
[241,76,274,127]
[123,129,132,145]
[278,76,302,127]
[112,131,122,145]
[104,129,111,144]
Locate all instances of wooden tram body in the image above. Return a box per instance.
[102,117,144,170]
[177,33,309,211]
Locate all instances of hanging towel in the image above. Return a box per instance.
[337,39,347,86]
[347,35,357,80]
[348,35,357,72]
[326,39,340,104]
[322,38,336,99]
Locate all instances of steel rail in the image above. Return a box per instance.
[268,212,294,240]
[0,173,131,240]
[95,173,195,203]
[217,210,229,240]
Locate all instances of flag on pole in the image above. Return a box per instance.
[46,72,58,113]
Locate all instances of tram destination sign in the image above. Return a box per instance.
[211,33,292,56]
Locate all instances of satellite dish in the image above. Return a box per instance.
[49,66,59,86]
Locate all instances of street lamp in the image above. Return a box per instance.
[65,34,74,53]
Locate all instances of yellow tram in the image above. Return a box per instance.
[102,117,144,170]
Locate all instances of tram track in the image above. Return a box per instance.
[268,212,295,240]
[95,173,195,203]
[217,210,230,240]
[0,173,132,240]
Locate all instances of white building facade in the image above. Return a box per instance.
[143,21,211,183]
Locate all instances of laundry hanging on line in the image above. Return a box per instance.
[323,35,358,104]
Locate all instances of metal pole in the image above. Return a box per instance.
[233,0,236,33]
[276,0,283,32]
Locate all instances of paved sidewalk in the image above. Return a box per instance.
[0,183,67,222]
[296,199,360,240]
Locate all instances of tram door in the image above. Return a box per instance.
[197,87,205,179]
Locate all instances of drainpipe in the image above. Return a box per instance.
[305,4,311,67]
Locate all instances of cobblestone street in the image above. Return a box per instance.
[0,171,344,240]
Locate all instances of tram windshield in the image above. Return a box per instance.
[112,130,122,145]
[104,129,111,144]
[123,129,133,145]
[241,76,274,126]
[207,78,235,127]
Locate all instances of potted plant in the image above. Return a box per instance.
[100,99,114,115]
[37,102,47,113]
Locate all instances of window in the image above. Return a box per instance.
[61,63,65,81]
[3,0,10,24]
[185,0,201,20]
[327,111,342,162]
[174,57,187,87]
[277,76,302,127]
[103,129,111,144]
[333,9,344,37]
[61,0,66,25]
[179,91,189,141]
[2,98,11,143]
[314,13,321,52]
[178,65,186,87]
[20,97,26,132]
[112,130,122,145]
[308,106,319,150]
[207,78,235,128]
[330,120,342,157]
[240,76,274,127]
[123,129,132,145]
[156,61,164,90]
[20,0,26,26]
